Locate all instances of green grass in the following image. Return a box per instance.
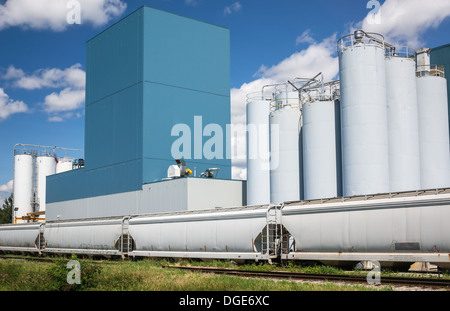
[0,256,400,291]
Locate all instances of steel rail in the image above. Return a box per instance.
[2,255,449,288]
[164,266,450,289]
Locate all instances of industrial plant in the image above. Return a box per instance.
[1,6,450,270]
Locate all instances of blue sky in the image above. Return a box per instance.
[1,0,450,202]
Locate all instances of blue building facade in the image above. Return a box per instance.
[47,7,231,203]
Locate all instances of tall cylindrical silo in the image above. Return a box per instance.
[338,31,390,197]
[302,99,338,200]
[270,91,301,203]
[13,153,33,223]
[385,52,421,192]
[246,97,271,206]
[417,65,450,190]
[36,155,56,213]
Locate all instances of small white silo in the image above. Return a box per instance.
[338,30,390,197]
[416,48,450,189]
[385,48,421,193]
[13,153,33,223]
[302,95,338,200]
[270,90,301,204]
[246,93,271,206]
[36,155,56,213]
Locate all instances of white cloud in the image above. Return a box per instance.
[0,180,13,206]
[0,0,127,32]
[296,29,316,45]
[1,64,86,121]
[356,0,450,48]
[0,180,13,193]
[43,87,85,113]
[2,66,25,80]
[224,2,242,16]
[185,0,198,6]
[0,88,28,121]
[255,34,339,82]
[5,64,85,90]
[230,35,339,179]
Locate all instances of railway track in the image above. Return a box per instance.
[164,265,450,289]
[2,255,449,289]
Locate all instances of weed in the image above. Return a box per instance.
[47,254,102,291]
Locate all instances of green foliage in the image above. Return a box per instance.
[47,254,102,291]
[0,259,51,291]
[0,194,13,224]
[0,256,401,291]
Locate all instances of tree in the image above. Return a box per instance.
[0,194,13,224]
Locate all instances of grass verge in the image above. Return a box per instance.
[0,256,399,291]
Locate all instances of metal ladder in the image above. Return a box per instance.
[260,206,282,260]
[119,217,134,256]
[35,223,46,251]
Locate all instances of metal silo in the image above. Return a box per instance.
[385,48,421,192]
[270,90,301,203]
[338,30,390,197]
[36,155,56,213]
[13,153,33,223]
[302,96,338,200]
[246,93,271,206]
[416,48,450,189]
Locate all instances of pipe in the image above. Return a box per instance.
[14,143,83,153]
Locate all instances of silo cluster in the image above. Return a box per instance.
[13,146,79,223]
[338,31,450,196]
[246,30,450,205]
[246,78,341,205]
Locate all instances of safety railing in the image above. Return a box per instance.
[338,30,386,54]
[247,77,340,112]
[386,46,415,59]
[270,95,302,111]
[416,65,445,78]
